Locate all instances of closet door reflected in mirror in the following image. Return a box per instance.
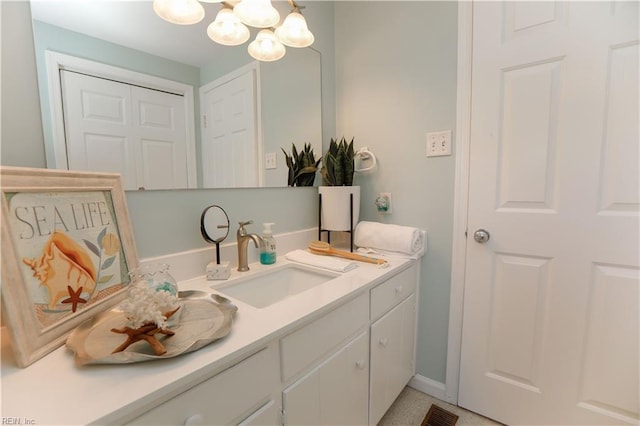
[201,64,259,188]
[45,51,198,190]
[62,70,189,190]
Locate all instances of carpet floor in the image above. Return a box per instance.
[378,387,502,426]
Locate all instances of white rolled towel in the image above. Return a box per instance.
[354,221,426,258]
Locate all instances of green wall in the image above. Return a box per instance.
[1,2,46,168]
[334,1,458,384]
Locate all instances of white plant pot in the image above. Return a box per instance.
[318,186,360,232]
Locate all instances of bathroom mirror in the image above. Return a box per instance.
[29,0,323,190]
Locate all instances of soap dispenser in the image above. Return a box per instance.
[260,223,276,265]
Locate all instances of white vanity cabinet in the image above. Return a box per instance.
[280,293,370,425]
[1,259,422,425]
[278,263,419,426]
[127,344,280,426]
[123,265,418,426]
[369,264,418,425]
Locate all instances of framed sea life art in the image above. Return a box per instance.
[1,167,139,367]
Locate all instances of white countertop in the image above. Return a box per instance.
[1,256,413,425]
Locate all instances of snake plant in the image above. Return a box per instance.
[320,137,355,186]
[281,143,320,187]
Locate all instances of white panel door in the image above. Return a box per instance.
[131,86,188,190]
[61,71,189,190]
[201,69,258,188]
[61,70,137,187]
[459,2,639,425]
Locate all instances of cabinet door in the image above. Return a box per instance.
[370,293,416,425]
[283,331,369,425]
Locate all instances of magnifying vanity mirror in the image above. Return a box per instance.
[200,205,230,265]
[29,0,323,190]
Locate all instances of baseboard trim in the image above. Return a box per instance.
[409,374,455,404]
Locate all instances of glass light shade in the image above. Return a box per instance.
[207,8,250,46]
[248,29,286,62]
[274,11,314,48]
[153,0,205,25]
[233,0,280,28]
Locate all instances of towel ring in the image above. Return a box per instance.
[355,147,377,173]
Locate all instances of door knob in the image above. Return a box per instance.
[473,229,490,243]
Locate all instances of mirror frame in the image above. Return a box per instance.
[200,205,230,244]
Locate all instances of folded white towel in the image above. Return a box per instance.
[285,249,358,272]
[354,221,426,259]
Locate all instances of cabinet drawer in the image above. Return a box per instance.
[280,292,368,382]
[370,264,417,320]
[128,345,278,425]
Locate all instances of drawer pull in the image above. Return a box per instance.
[184,414,204,426]
[356,360,366,369]
[395,286,403,294]
[379,338,388,347]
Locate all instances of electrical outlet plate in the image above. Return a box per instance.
[265,152,277,169]
[375,192,392,214]
[426,130,452,157]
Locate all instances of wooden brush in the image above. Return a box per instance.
[308,241,388,266]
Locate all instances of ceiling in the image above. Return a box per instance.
[29,0,281,68]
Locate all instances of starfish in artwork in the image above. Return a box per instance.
[61,285,87,312]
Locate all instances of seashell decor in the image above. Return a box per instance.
[23,231,97,310]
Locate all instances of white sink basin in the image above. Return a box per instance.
[213,264,339,308]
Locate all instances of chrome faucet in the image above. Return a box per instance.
[237,220,264,272]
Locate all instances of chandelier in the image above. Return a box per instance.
[152,0,315,62]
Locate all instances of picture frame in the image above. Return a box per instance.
[1,166,139,367]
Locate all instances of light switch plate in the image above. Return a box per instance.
[426,130,452,157]
[265,152,277,169]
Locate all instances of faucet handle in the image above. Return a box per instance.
[238,220,253,235]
